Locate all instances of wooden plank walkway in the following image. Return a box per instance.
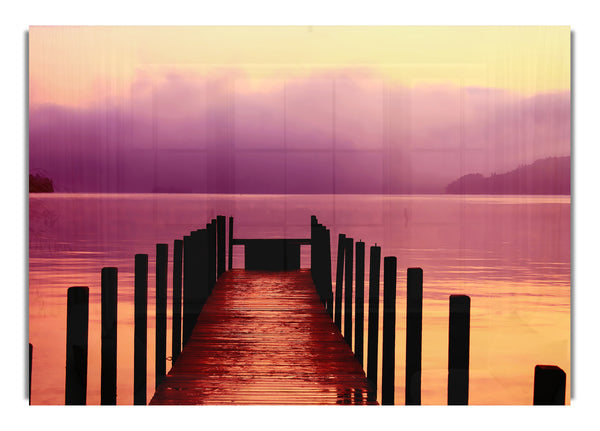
[150,269,377,405]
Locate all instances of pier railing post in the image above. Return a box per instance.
[448,294,470,405]
[155,244,168,389]
[65,286,89,405]
[207,220,217,292]
[217,215,226,278]
[310,217,317,286]
[198,229,209,304]
[323,227,333,316]
[344,237,354,348]
[101,267,118,405]
[172,239,183,362]
[312,223,330,307]
[355,241,365,366]
[405,267,423,405]
[382,256,396,405]
[334,233,345,330]
[533,365,566,405]
[228,216,234,270]
[367,245,381,391]
[134,254,148,405]
[182,235,193,346]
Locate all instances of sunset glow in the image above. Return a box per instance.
[29,26,570,406]
[29,26,569,108]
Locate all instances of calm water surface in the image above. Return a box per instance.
[28,193,570,405]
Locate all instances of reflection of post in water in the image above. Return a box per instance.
[336,387,353,405]
[354,387,363,404]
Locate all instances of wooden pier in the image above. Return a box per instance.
[39,214,567,406]
[150,269,376,405]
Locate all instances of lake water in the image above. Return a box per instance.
[28,193,570,405]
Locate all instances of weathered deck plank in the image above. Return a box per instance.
[150,270,377,405]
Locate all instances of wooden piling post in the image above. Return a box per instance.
[405,267,423,405]
[533,365,566,405]
[310,218,316,286]
[65,286,89,405]
[448,294,470,405]
[382,256,396,405]
[172,239,183,362]
[217,215,226,278]
[323,227,333,316]
[29,343,33,404]
[334,233,345,330]
[207,220,217,292]
[182,235,194,346]
[155,244,168,389]
[101,267,118,405]
[312,223,329,306]
[367,245,381,391]
[198,229,209,304]
[355,241,365,366]
[228,216,234,270]
[344,237,354,348]
[134,254,148,405]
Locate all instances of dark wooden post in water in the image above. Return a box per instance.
[354,241,365,366]
[334,233,345,330]
[182,235,194,346]
[29,343,32,404]
[198,229,210,303]
[448,294,470,405]
[101,267,118,405]
[65,286,89,405]
[405,267,423,405]
[172,239,183,362]
[382,257,396,405]
[310,217,317,284]
[323,227,333,316]
[134,254,148,405]
[207,220,217,292]
[155,244,168,389]
[533,365,566,405]
[228,216,234,270]
[217,215,226,278]
[367,245,381,391]
[311,221,332,311]
[344,237,354,348]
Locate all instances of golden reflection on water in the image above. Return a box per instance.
[29,194,570,405]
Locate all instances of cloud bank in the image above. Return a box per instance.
[29,69,570,193]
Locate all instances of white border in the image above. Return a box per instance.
[3,1,598,429]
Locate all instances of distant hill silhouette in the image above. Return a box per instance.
[29,173,54,193]
[445,156,570,195]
